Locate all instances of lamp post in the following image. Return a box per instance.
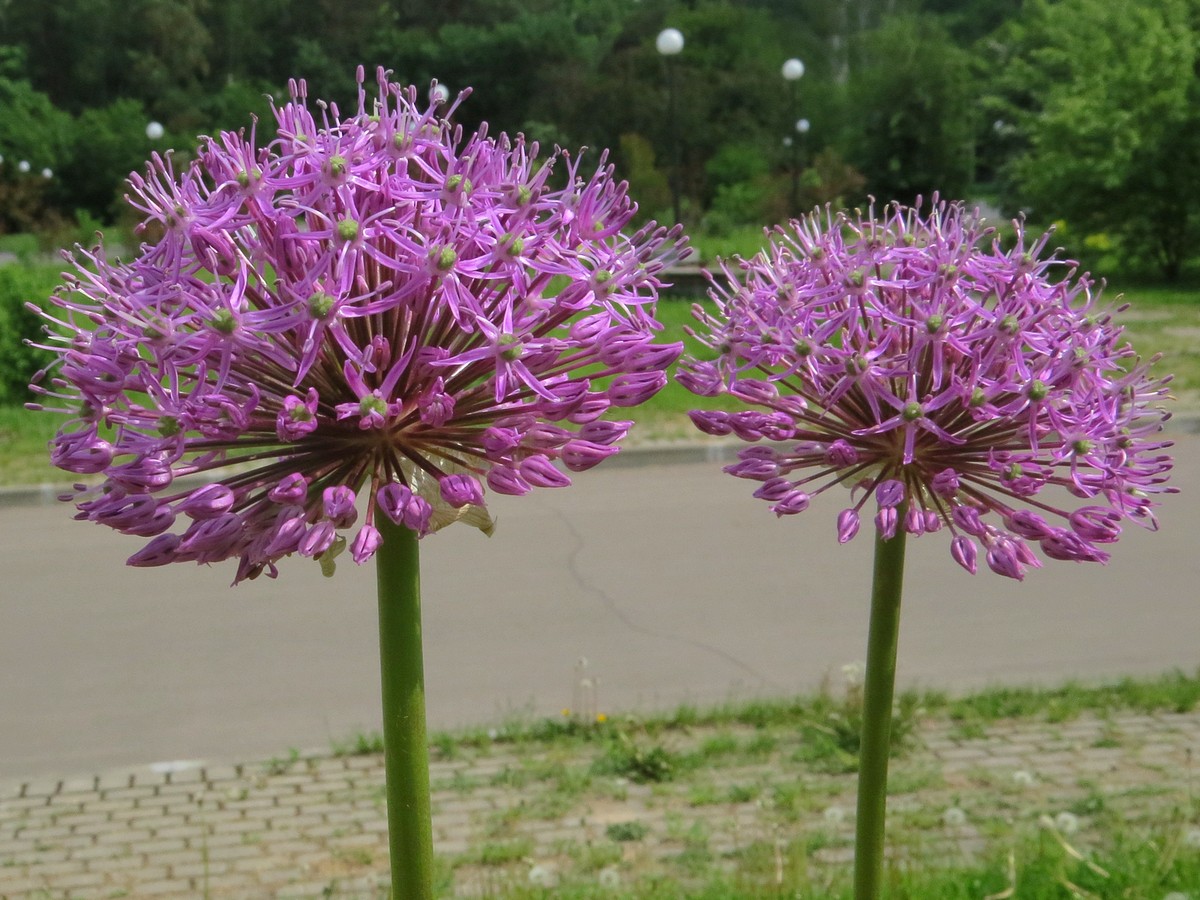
[782,58,805,217]
[657,27,685,225]
[795,117,811,209]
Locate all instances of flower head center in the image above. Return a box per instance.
[307,292,336,320]
[211,308,237,334]
[337,218,359,242]
[845,353,868,376]
[499,333,522,361]
[501,233,525,257]
[360,395,388,418]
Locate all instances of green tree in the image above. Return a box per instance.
[0,58,73,175]
[844,15,976,204]
[990,0,1200,280]
[60,99,155,219]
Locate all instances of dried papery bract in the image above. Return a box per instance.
[680,200,1174,900]
[29,67,686,899]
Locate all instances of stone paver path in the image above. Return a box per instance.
[2,709,1198,898]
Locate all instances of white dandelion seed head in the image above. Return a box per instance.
[942,806,968,827]
[1054,811,1080,834]
[823,805,847,824]
[1183,827,1200,849]
[1012,769,1036,787]
[528,863,555,887]
[841,662,865,686]
[598,866,621,888]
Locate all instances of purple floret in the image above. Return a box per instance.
[679,200,1175,579]
[30,67,686,582]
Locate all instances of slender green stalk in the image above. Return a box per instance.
[853,520,908,900]
[375,516,435,900]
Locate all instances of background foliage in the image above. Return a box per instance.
[0,0,1198,281]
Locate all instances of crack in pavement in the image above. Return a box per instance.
[549,503,786,693]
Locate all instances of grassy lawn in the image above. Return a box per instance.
[0,404,65,487]
[310,671,1200,898]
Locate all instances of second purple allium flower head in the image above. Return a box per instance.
[31,68,686,581]
[679,201,1175,579]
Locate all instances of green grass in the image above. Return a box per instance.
[0,404,63,486]
[376,670,1200,899]
[338,667,1200,770]
[686,226,776,265]
[1109,283,1200,408]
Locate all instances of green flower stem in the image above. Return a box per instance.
[375,516,434,900]
[853,519,908,900]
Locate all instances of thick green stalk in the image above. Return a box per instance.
[853,521,908,900]
[375,516,434,900]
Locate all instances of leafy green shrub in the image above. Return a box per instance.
[594,732,677,783]
[0,69,73,231]
[0,233,39,260]
[61,98,154,219]
[704,142,769,195]
[617,133,671,226]
[606,820,649,842]
[0,262,60,405]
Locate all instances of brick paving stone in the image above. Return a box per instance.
[52,870,106,889]
[192,870,255,890]
[0,876,42,894]
[130,837,189,855]
[17,824,73,841]
[1,707,1197,896]
[83,852,147,872]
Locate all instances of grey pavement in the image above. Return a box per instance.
[1,435,1197,784]
[0,434,1195,897]
[0,431,1198,897]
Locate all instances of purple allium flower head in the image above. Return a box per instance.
[679,201,1175,579]
[29,67,685,582]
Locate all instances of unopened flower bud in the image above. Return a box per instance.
[837,508,860,543]
[519,456,572,488]
[773,490,810,516]
[950,535,977,574]
[179,483,236,520]
[322,486,358,527]
[486,466,531,496]
[350,525,383,564]
[439,473,484,508]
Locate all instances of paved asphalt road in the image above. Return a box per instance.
[2,436,1196,781]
